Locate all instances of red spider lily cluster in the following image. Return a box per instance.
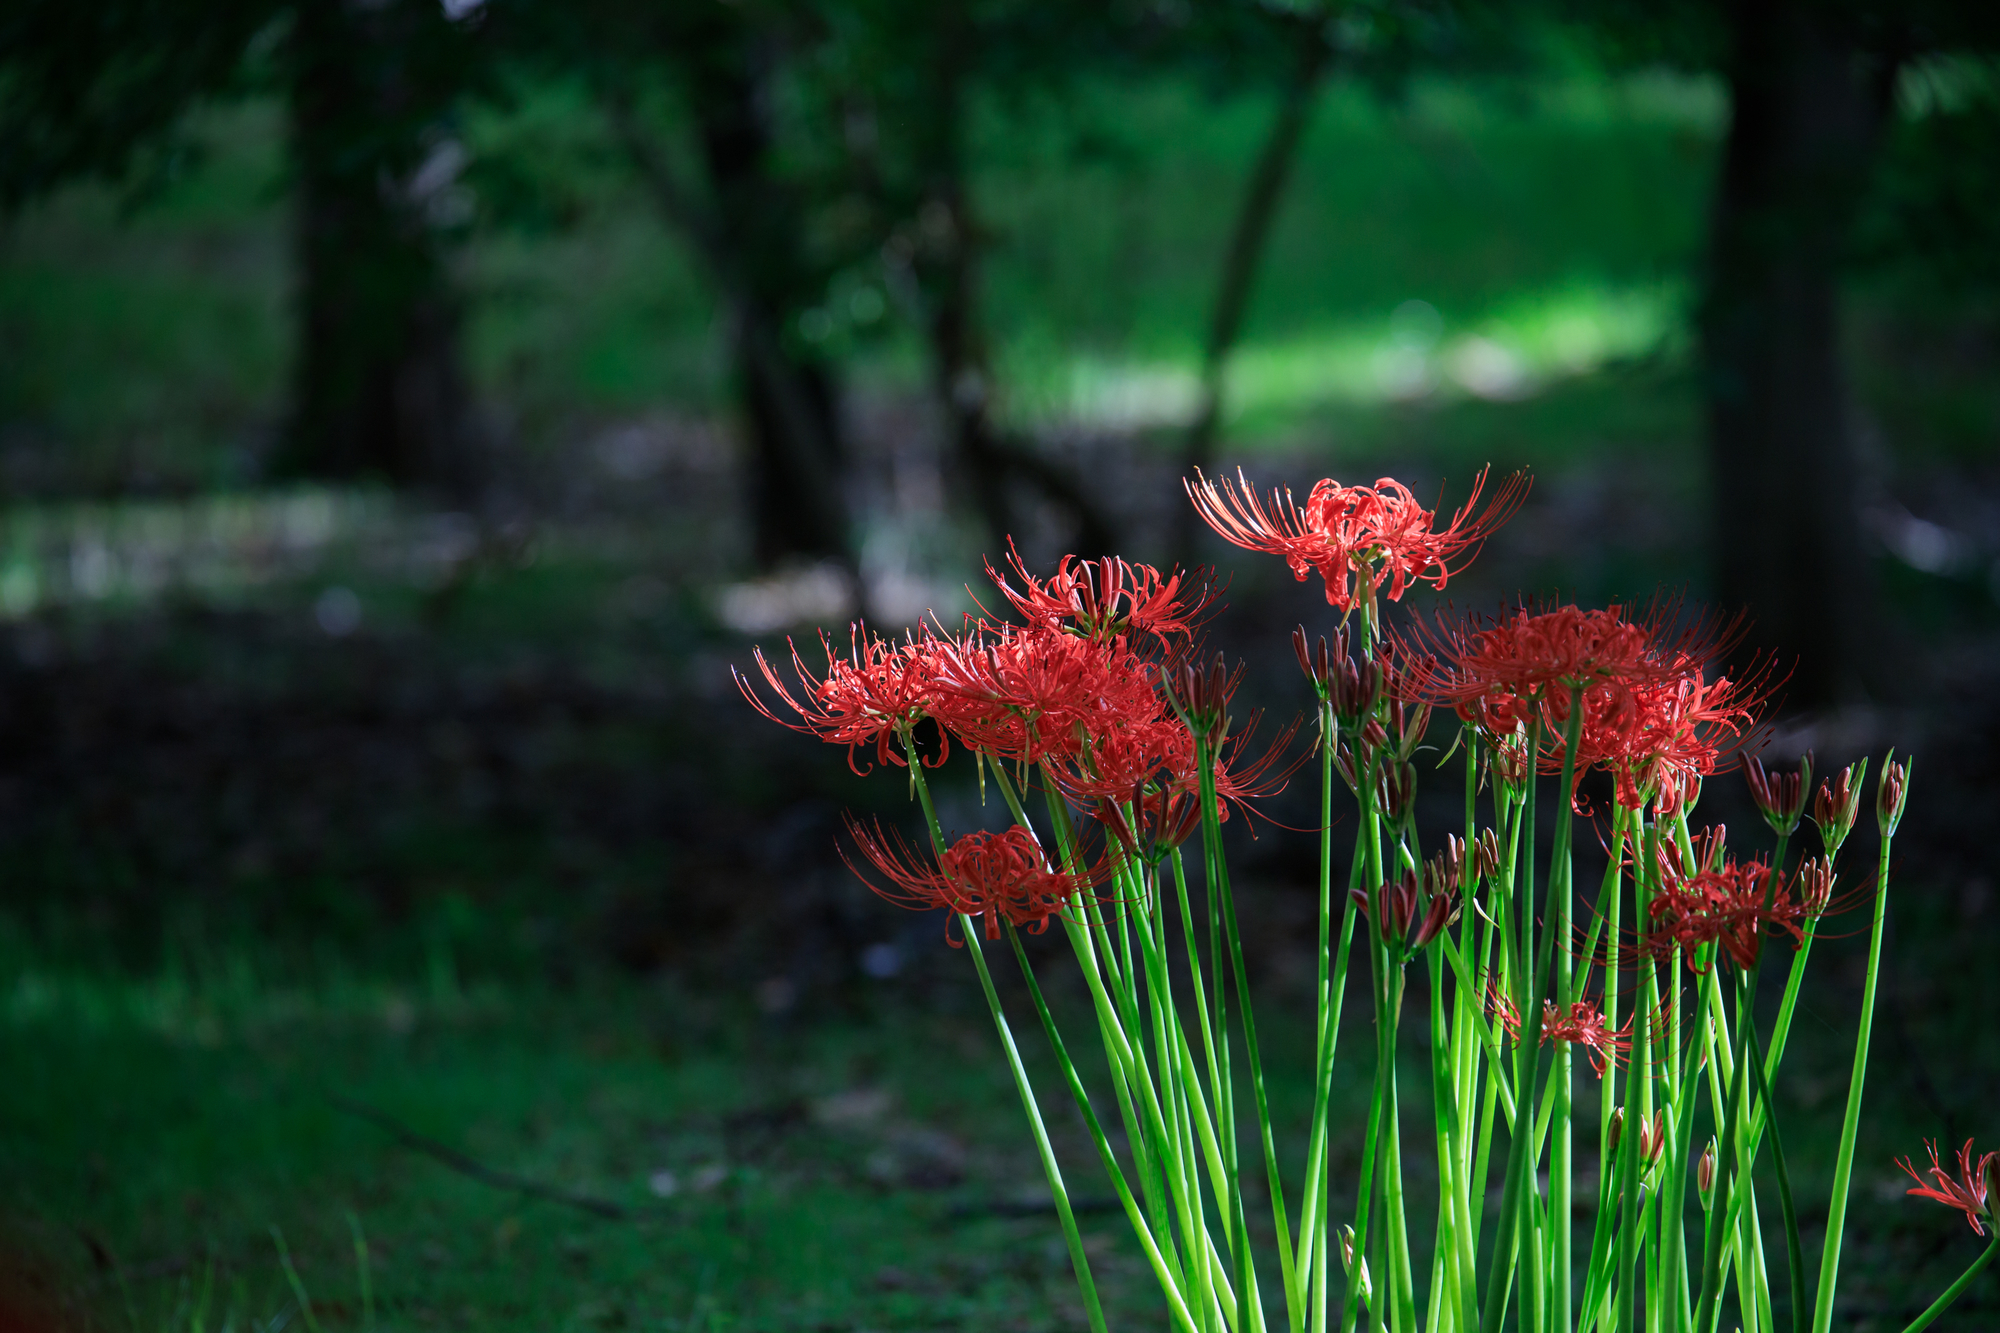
[732,465,1960,1333]
[1404,600,1773,815]
[738,547,1296,926]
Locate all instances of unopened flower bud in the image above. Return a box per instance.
[1697,1139,1717,1201]
[1488,736,1528,791]
[1794,857,1836,918]
[1411,878,1461,951]
[1876,753,1911,839]
[1638,1109,1668,1167]
[1376,759,1418,823]
[1093,797,1139,859]
[1745,752,1811,837]
[1814,759,1868,860]
[1608,1108,1625,1155]
[1475,828,1502,882]
[1338,1224,1372,1299]
[1386,697,1433,761]
[1360,719,1389,755]
[1293,627,1330,698]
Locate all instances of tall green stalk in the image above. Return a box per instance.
[1808,812,1897,1333]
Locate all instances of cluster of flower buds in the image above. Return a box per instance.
[1609,1107,1670,1171]
[1793,856,1837,918]
[1877,753,1911,839]
[1744,752,1812,836]
[1351,865,1460,955]
[1093,788,1202,862]
[1293,626,1384,721]
[1486,732,1531,792]
[1813,759,1869,859]
[1163,650,1244,750]
[1429,831,1499,899]
[1334,688,1432,809]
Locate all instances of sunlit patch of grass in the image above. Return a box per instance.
[1000,278,1685,437]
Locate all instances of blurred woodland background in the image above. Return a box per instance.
[2,0,1999,1329]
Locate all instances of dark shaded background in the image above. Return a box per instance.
[1,1,1998,1329]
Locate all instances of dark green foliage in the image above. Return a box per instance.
[0,0,282,210]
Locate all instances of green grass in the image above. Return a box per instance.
[0,929,1231,1331]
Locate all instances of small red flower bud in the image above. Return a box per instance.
[1813,759,1868,859]
[1697,1140,1717,1198]
[1475,828,1502,881]
[1608,1108,1625,1155]
[1876,753,1910,839]
[1793,857,1836,918]
[1638,1109,1668,1166]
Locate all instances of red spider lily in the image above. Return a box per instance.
[1057,712,1193,804]
[1745,752,1813,836]
[842,818,1106,943]
[1352,866,1460,952]
[1186,467,1527,612]
[1417,604,1657,718]
[1488,987,1632,1075]
[1409,598,1740,726]
[1648,846,1804,973]
[1897,1138,1997,1235]
[736,626,948,775]
[1585,662,1773,815]
[929,623,1157,766]
[986,541,1215,644]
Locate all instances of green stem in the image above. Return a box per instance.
[1744,1023,1804,1333]
[1693,973,1754,1333]
[1896,1232,2000,1333]
[1808,821,1896,1333]
[962,914,1109,1333]
[1011,923,1201,1333]
[903,746,1107,1333]
[1198,732,1299,1330]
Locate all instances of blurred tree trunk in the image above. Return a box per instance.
[284,0,477,495]
[1175,14,1331,565]
[908,8,1115,563]
[1702,0,1898,707]
[681,21,854,572]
